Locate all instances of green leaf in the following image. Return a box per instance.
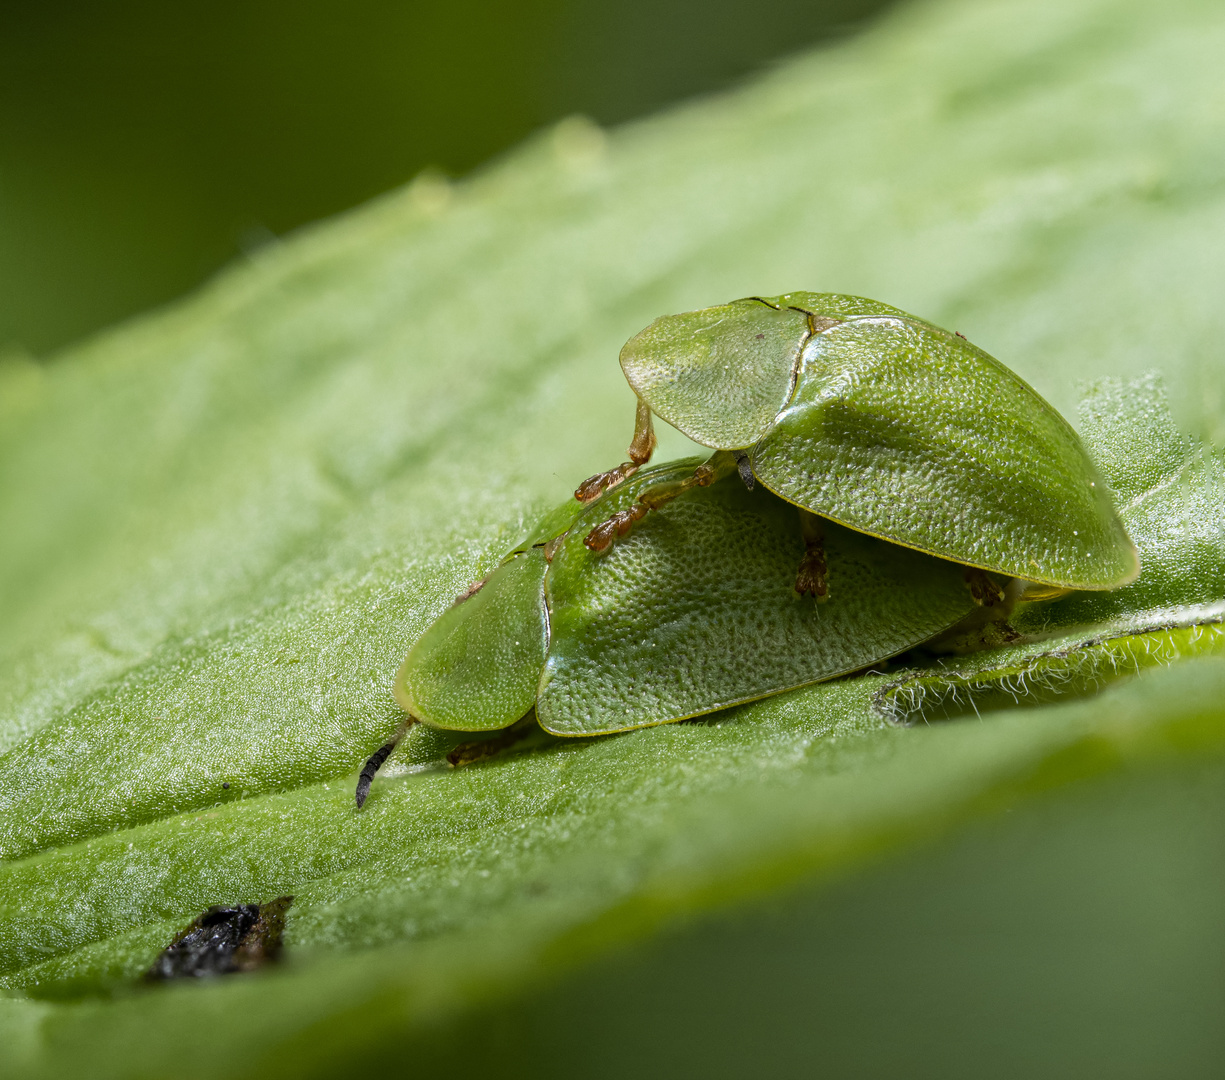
[4,0,1225,1074]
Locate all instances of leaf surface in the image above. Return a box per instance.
[3,0,1225,1074]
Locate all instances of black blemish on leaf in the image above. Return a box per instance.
[145,896,293,980]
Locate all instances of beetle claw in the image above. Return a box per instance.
[795,548,829,600]
[447,715,537,767]
[584,502,650,551]
[575,462,639,503]
[795,508,828,600]
[584,520,615,551]
[964,567,1006,607]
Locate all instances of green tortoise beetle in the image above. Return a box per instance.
[356,459,983,807]
[577,293,1139,601]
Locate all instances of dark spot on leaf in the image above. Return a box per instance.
[146,896,293,981]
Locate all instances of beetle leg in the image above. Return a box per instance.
[626,397,658,464]
[584,451,738,551]
[924,578,1024,654]
[584,501,651,550]
[795,509,829,600]
[575,399,657,502]
[447,712,539,767]
[964,567,1007,607]
[355,717,417,809]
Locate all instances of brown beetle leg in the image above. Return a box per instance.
[584,450,739,551]
[447,712,538,767]
[355,717,417,809]
[584,501,651,551]
[575,399,657,502]
[925,577,1024,654]
[795,509,829,600]
[965,567,1007,607]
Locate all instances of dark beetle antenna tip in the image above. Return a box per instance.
[355,734,402,809]
[734,451,755,490]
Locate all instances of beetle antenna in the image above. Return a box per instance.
[355,718,414,810]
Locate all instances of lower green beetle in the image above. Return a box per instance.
[357,459,983,806]
[577,293,1139,599]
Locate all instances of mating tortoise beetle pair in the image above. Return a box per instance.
[355,294,1138,807]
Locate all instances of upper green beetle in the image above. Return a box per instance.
[356,459,981,807]
[577,293,1139,599]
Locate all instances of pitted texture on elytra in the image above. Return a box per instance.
[537,461,976,736]
[620,300,808,449]
[770,292,913,323]
[751,317,1138,589]
[396,549,548,731]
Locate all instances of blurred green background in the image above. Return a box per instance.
[412,752,1225,1077]
[0,0,892,357]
